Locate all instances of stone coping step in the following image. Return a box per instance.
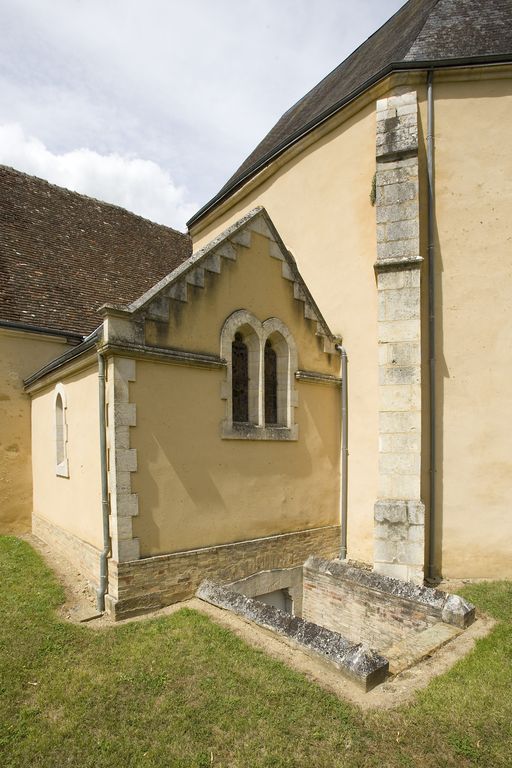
[385,622,461,675]
[196,579,389,692]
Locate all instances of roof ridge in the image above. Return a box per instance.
[0,163,189,238]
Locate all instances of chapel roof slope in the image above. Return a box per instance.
[0,165,192,338]
[188,0,512,227]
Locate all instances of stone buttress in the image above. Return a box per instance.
[373,90,425,584]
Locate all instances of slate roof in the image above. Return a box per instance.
[188,0,512,227]
[0,165,192,337]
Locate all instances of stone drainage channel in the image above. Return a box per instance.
[196,556,475,692]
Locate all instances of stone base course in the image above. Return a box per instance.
[105,525,340,620]
[33,513,101,598]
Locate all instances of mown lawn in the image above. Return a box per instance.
[1,536,511,768]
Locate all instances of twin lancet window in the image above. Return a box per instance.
[232,334,278,425]
[221,310,298,441]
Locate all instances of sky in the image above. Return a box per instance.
[0,0,405,230]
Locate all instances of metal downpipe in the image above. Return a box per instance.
[336,345,348,560]
[427,70,436,581]
[96,350,110,612]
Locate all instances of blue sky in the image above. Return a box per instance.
[0,0,405,228]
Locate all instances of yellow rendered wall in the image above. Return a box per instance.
[145,231,338,377]
[31,364,103,549]
[191,98,379,564]
[433,74,512,578]
[131,362,340,556]
[0,328,70,533]
[132,232,341,555]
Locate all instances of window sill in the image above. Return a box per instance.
[221,422,299,441]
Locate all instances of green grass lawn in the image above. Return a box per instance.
[1,537,511,768]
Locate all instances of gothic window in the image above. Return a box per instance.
[220,310,298,440]
[264,339,278,425]
[232,332,249,423]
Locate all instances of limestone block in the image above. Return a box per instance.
[386,341,421,366]
[382,181,417,206]
[379,383,421,411]
[374,499,407,523]
[378,473,421,500]
[378,285,419,319]
[109,515,134,540]
[386,218,419,243]
[374,562,410,581]
[408,524,424,542]
[379,365,420,386]
[378,318,420,344]
[203,253,222,274]
[397,540,424,565]
[379,432,421,454]
[168,281,188,301]
[377,167,416,188]
[113,537,140,563]
[111,469,132,494]
[379,410,421,434]
[116,493,139,518]
[115,448,137,473]
[377,237,418,261]
[113,403,136,427]
[373,538,398,562]
[112,426,130,451]
[269,241,284,260]
[407,501,425,525]
[374,521,409,543]
[217,242,237,261]
[377,270,406,290]
[379,452,419,476]
[442,594,476,628]
[230,230,251,247]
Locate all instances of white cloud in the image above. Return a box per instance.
[0,0,405,206]
[0,123,197,230]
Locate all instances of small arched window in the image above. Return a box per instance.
[54,384,69,477]
[264,339,278,425]
[232,332,249,423]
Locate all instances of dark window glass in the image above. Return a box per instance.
[265,339,278,424]
[232,332,249,422]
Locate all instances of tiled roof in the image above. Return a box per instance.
[189,0,512,227]
[0,165,192,337]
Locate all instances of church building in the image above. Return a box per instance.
[1,0,511,618]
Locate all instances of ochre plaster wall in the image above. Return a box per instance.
[0,328,70,533]
[31,363,103,550]
[131,361,340,556]
[145,231,338,377]
[433,74,512,578]
[191,98,379,564]
[131,233,341,556]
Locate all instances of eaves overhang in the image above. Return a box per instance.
[24,329,101,390]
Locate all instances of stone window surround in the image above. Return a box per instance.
[54,382,69,478]
[220,309,298,440]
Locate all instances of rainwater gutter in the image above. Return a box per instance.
[336,345,348,560]
[427,70,436,581]
[96,349,110,612]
